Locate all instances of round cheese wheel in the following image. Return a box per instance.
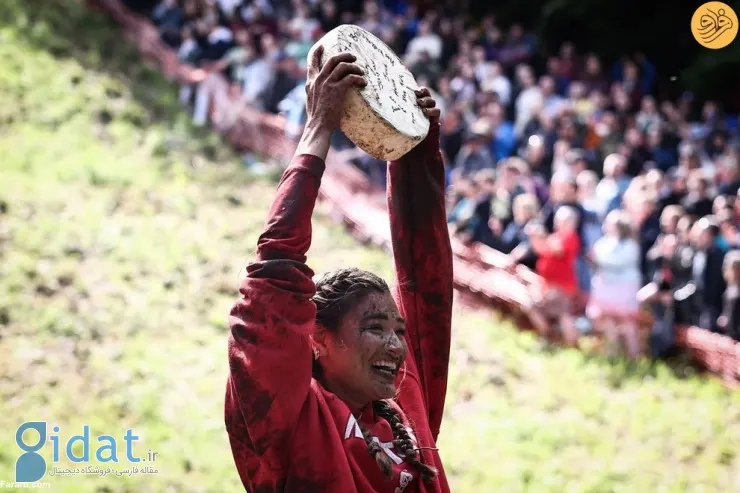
[313,25,430,161]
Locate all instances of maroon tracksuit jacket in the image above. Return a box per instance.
[225,123,453,492]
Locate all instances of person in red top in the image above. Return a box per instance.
[528,206,581,346]
[225,45,453,492]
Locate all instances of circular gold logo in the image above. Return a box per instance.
[691,2,738,49]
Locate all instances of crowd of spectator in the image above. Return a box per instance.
[142,0,740,359]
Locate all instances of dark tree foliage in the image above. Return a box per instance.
[466,0,740,110]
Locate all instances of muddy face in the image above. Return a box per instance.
[315,290,407,409]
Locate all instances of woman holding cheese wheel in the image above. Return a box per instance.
[224,44,453,492]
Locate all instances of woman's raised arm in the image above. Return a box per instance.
[225,47,366,488]
[386,92,453,440]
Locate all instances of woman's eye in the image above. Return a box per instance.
[364,325,383,333]
[395,328,407,337]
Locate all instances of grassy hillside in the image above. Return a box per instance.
[0,1,739,492]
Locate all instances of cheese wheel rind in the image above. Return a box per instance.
[314,25,430,161]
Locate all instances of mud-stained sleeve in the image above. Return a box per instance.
[225,154,324,486]
[387,122,454,440]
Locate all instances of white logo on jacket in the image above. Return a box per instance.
[395,471,413,493]
[344,413,364,440]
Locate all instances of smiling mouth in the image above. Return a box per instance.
[372,360,400,379]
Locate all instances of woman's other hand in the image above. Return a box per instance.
[415,87,440,125]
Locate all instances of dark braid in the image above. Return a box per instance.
[373,400,438,482]
[311,269,436,482]
[360,422,394,480]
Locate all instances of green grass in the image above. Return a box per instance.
[1,1,739,492]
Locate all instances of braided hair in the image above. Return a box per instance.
[372,400,438,482]
[312,268,438,482]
